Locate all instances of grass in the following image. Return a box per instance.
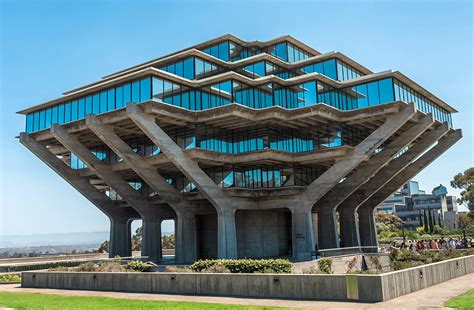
[444,289,474,309]
[0,291,287,309]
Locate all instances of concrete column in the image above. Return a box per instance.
[358,206,378,253]
[175,211,197,264]
[141,217,162,261]
[109,216,132,258]
[339,207,360,248]
[317,207,339,250]
[217,209,238,259]
[292,210,315,260]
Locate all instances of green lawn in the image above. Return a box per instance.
[444,289,474,309]
[0,291,287,309]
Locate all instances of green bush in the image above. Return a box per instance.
[126,261,152,272]
[318,258,333,274]
[0,274,21,283]
[189,259,292,274]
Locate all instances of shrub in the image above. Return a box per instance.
[164,266,192,273]
[345,256,359,273]
[126,261,153,272]
[0,274,21,283]
[77,262,99,272]
[302,266,321,274]
[201,264,230,273]
[318,258,333,274]
[189,259,292,274]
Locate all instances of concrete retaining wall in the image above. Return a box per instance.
[22,255,474,302]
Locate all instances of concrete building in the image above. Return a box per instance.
[18,35,461,262]
[376,181,459,229]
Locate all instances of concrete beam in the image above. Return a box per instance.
[86,115,197,263]
[126,103,241,259]
[19,132,138,258]
[317,113,434,210]
[303,103,417,209]
[358,129,462,248]
[50,124,164,261]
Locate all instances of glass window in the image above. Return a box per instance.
[99,91,107,113]
[107,89,115,111]
[219,41,229,61]
[71,100,78,120]
[78,98,85,119]
[152,77,164,101]
[58,104,65,124]
[131,81,140,102]
[33,112,40,131]
[51,106,58,124]
[26,114,33,132]
[140,78,151,101]
[85,96,93,114]
[123,83,131,105]
[45,108,52,128]
[115,86,124,109]
[273,42,288,61]
[183,58,194,79]
[378,78,394,103]
[64,102,71,123]
[323,59,337,80]
[367,81,380,106]
[92,94,100,114]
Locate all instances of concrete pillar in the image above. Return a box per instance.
[358,206,378,253]
[141,217,162,261]
[175,211,197,264]
[317,207,339,249]
[217,209,238,259]
[339,207,360,248]
[109,216,132,258]
[292,210,315,260]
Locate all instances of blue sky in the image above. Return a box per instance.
[0,0,472,236]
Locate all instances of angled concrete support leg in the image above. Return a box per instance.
[358,206,378,253]
[217,209,238,259]
[339,207,360,248]
[175,211,197,263]
[292,210,315,260]
[317,207,339,250]
[142,218,162,261]
[109,216,132,258]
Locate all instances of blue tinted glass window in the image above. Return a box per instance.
[378,78,394,103]
[71,100,78,120]
[92,94,100,114]
[99,91,107,113]
[85,96,93,114]
[273,42,288,61]
[183,58,194,79]
[58,104,65,124]
[78,98,85,118]
[26,114,33,132]
[39,110,45,130]
[140,78,151,101]
[51,106,58,124]
[64,102,71,122]
[33,112,40,131]
[323,59,337,80]
[123,83,131,104]
[219,41,229,61]
[107,89,115,111]
[367,82,380,106]
[45,108,52,128]
[152,77,164,101]
[115,86,124,109]
[131,81,140,102]
[288,44,295,63]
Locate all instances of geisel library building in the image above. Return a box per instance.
[18,35,461,263]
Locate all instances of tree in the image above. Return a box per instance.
[458,213,473,231]
[451,167,474,215]
[162,235,175,249]
[423,210,429,233]
[419,210,423,227]
[97,240,109,253]
[132,227,142,251]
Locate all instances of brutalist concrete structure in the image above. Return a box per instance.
[18,35,461,262]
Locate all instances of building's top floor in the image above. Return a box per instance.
[18,34,458,133]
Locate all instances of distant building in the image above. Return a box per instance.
[376,181,459,230]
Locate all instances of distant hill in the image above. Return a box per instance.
[0,230,175,248]
[0,231,109,248]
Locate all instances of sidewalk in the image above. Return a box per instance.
[1,273,473,309]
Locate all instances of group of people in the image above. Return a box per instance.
[399,237,473,252]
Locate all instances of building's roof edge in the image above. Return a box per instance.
[100,34,322,81]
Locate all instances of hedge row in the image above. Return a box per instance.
[189,259,292,273]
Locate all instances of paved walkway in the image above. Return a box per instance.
[1,273,473,309]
